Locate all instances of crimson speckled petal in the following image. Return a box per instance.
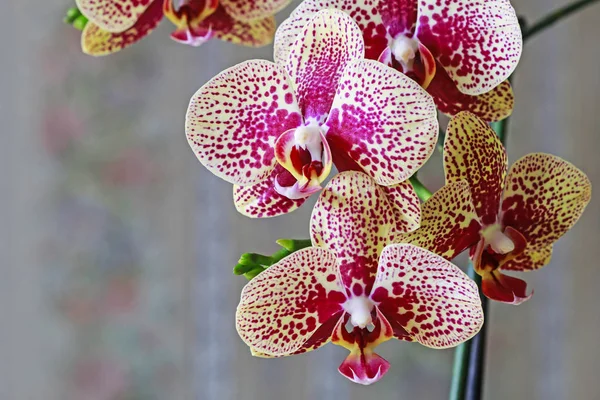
[325,59,438,186]
[285,10,364,123]
[205,8,277,47]
[500,245,553,272]
[397,181,481,260]
[371,243,483,348]
[501,153,592,250]
[381,180,421,236]
[416,0,522,95]
[233,166,307,218]
[81,0,163,56]
[274,0,387,66]
[444,112,508,225]
[220,0,292,22]
[76,0,156,32]
[427,65,514,122]
[236,247,346,356]
[378,0,418,38]
[186,60,302,186]
[310,171,413,294]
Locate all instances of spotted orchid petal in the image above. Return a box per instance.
[481,269,532,305]
[220,0,292,23]
[310,171,421,294]
[236,247,346,356]
[274,0,387,66]
[233,166,308,218]
[429,69,514,122]
[500,245,553,272]
[324,59,438,186]
[209,10,277,47]
[397,181,481,260]
[285,10,364,123]
[444,112,508,225]
[332,310,393,385]
[415,0,522,96]
[81,0,163,56]
[371,244,483,348]
[501,153,592,250]
[186,60,302,186]
[76,0,156,32]
[379,0,418,38]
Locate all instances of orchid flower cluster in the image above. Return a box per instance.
[181,0,592,385]
[69,0,593,388]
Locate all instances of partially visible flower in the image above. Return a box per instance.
[236,171,483,385]
[275,0,522,122]
[399,112,592,304]
[76,0,291,55]
[186,10,437,218]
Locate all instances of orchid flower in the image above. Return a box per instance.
[76,0,291,55]
[399,112,591,304]
[236,171,483,385]
[186,10,438,218]
[275,0,522,122]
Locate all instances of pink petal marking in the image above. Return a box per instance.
[378,0,418,38]
[186,60,302,186]
[285,10,364,123]
[332,310,393,385]
[206,8,277,47]
[371,243,483,348]
[396,180,481,260]
[310,171,414,295]
[501,153,592,250]
[236,248,347,356]
[233,166,308,218]
[416,0,522,95]
[81,0,164,56]
[427,65,514,121]
[381,181,421,236]
[274,0,386,66]
[444,112,508,225]
[76,0,156,32]
[220,0,292,22]
[325,59,438,186]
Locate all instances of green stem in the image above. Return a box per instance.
[409,176,433,202]
[523,0,600,41]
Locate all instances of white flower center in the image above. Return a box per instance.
[482,224,515,254]
[343,296,374,329]
[391,35,419,71]
[293,125,323,161]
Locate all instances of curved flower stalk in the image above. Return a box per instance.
[399,112,592,304]
[76,0,291,55]
[236,171,483,385]
[186,10,438,218]
[275,0,522,122]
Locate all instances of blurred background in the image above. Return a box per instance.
[1,0,599,399]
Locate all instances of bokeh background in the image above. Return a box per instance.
[1,0,599,399]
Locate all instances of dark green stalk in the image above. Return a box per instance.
[409,176,433,202]
[523,0,600,41]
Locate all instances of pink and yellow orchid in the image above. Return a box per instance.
[236,171,483,384]
[399,112,592,304]
[275,0,522,122]
[186,10,438,218]
[77,0,291,55]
